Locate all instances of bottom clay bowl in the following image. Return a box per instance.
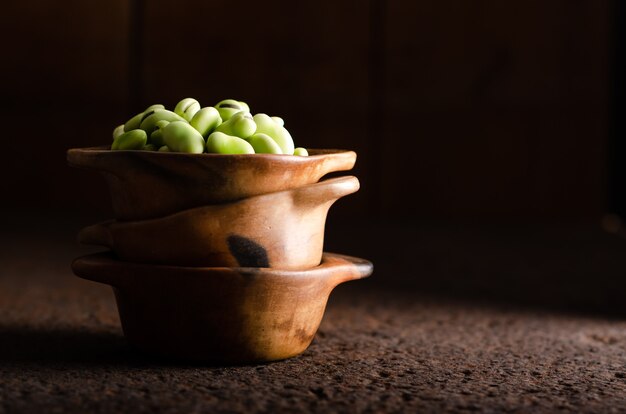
[71,252,373,364]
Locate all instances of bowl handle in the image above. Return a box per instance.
[77,221,115,248]
[66,147,122,175]
[316,150,357,178]
[321,253,374,288]
[71,253,125,287]
[292,176,360,208]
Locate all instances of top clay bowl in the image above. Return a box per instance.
[72,252,373,364]
[66,146,357,221]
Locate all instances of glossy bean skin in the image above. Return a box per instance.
[124,112,144,132]
[150,120,170,146]
[114,101,301,154]
[162,121,205,154]
[123,104,164,132]
[271,116,284,127]
[174,98,201,121]
[215,99,246,121]
[111,129,147,150]
[215,111,256,138]
[112,124,125,140]
[190,107,222,138]
[140,109,186,134]
[293,147,309,156]
[253,113,295,155]
[206,131,255,154]
[246,133,282,154]
[238,101,250,112]
[145,104,165,112]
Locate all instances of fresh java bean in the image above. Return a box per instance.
[124,112,144,132]
[190,107,222,138]
[145,104,165,112]
[140,109,186,134]
[112,124,125,140]
[238,101,250,112]
[215,99,245,121]
[150,120,170,147]
[246,133,282,154]
[174,98,201,121]
[112,129,148,150]
[162,121,205,154]
[215,111,256,138]
[271,116,284,127]
[293,147,308,156]
[206,131,255,154]
[253,113,295,155]
[123,104,165,132]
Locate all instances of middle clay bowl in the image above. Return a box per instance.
[71,252,373,363]
[78,176,359,269]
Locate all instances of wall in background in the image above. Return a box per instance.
[0,0,610,221]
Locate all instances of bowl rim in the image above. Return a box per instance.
[67,146,356,160]
[72,251,373,286]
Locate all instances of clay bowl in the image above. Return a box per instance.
[78,175,359,269]
[67,146,357,221]
[72,251,372,364]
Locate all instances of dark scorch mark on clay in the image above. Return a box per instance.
[227,235,270,268]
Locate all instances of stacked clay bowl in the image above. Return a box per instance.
[68,146,373,363]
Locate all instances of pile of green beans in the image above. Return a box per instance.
[111,98,308,156]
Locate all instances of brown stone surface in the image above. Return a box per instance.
[2,220,626,413]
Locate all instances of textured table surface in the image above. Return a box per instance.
[2,219,626,413]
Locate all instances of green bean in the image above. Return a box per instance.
[271,116,284,127]
[145,104,165,112]
[253,113,295,155]
[162,121,205,154]
[155,120,170,129]
[246,133,282,154]
[112,124,125,141]
[150,120,170,147]
[174,98,201,121]
[215,99,245,121]
[190,107,222,138]
[140,109,186,134]
[206,131,255,154]
[123,104,165,132]
[111,129,147,151]
[239,101,250,113]
[215,111,256,138]
[113,100,304,154]
[124,112,144,132]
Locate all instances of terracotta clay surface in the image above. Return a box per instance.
[3,223,626,412]
[71,252,373,363]
[78,176,359,268]
[66,146,357,221]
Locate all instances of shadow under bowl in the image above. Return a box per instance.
[78,176,359,269]
[71,252,373,364]
[67,146,357,221]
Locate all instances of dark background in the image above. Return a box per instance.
[1,0,624,312]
